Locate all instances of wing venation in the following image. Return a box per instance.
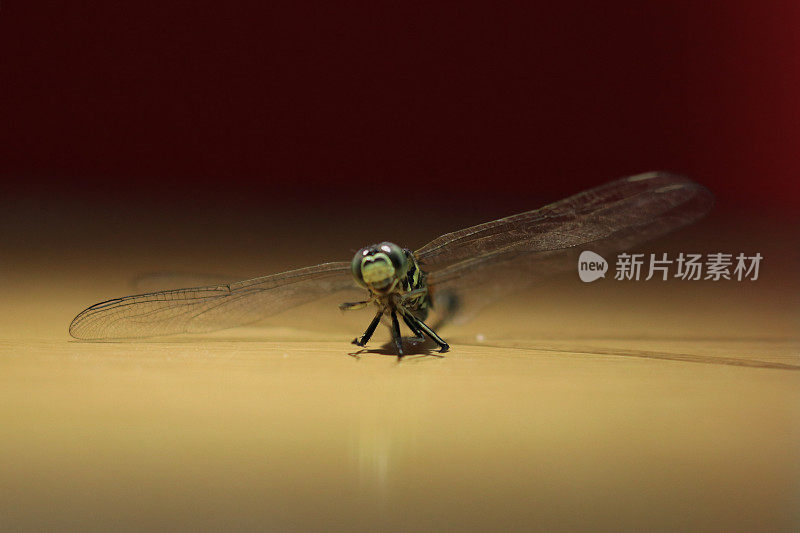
[69,262,355,339]
[421,172,713,321]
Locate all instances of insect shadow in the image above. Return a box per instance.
[349,337,445,362]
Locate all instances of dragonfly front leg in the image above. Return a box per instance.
[352,309,384,347]
[339,299,374,311]
[399,288,428,305]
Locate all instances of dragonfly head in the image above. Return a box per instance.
[351,242,409,292]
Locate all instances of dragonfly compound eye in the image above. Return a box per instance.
[350,242,408,290]
[378,242,407,271]
[351,247,370,287]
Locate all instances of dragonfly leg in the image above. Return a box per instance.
[352,309,383,347]
[339,299,373,311]
[399,288,428,304]
[403,312,449,353]
[389,310,405,357]
[400,312,426,343]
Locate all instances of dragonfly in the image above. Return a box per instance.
[69,171,713,357]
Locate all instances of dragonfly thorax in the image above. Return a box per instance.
[351,242,409,292]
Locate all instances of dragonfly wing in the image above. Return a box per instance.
[423,172,713,321]
[69,262,357,339]
[130,272,241,293]
[416,172,713,270]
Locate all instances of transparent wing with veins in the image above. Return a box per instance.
[69,171,713,340]
[69,262,355,339]
[420,172,714,321]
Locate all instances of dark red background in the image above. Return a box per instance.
[2,2,798,210]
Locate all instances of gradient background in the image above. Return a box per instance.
[1,3,799,532]
[2,2,798,211]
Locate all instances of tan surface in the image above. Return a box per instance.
[1,209,798,531]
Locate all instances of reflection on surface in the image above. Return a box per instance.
[353,421,392,494]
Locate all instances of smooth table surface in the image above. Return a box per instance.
[1,207,798,531]
[1,267,798,532]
